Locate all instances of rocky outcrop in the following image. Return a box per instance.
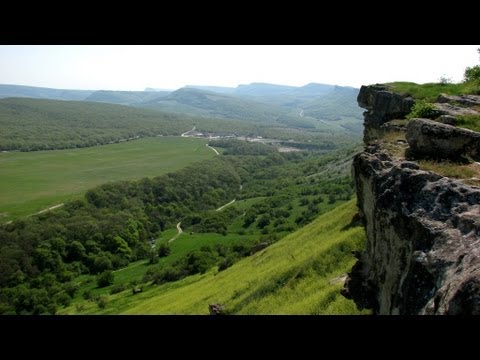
[434,94,480,118]
[357,84,414,143]
[343,85,480,315]
[208,303,224,315]
[436,94,480,107]
[406,118,480,161]
[434,102,478,117]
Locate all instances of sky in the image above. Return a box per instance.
[0,45,479,91]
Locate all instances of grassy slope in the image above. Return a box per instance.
[387,81,479,101]
[0,137,214,222]
[64,200,368,315]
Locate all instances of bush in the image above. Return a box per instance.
[53,292,71,307]
[406,100,440,120]
[218,256,236,271]
[95,296,108,309]
[151,266,186,285]
[64,282,79,298]
[96,270,114,288]
[158,243,171,258]
[82,289,92,300]
[110,283,128,294]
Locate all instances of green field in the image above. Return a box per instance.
[59,200,369,315]
[0,137,214,222]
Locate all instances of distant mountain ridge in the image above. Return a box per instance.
[0,84,94,101]
[0,82,363,134]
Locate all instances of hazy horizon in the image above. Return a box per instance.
[1,45,479,91]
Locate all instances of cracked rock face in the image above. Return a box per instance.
[343,85,480,314]
[406,118,480,161]
[343,148,480,314]
[356,84,414,144]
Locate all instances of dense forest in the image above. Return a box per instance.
[0,142,357,314]
[0,98,193,151]
[0,97,358,152]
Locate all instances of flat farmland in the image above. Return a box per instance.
[0,137,213,222]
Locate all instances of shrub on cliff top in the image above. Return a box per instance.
[406,100,439,120]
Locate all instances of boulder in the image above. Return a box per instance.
[436,93,480,107]
[406,118,480,161]
[436,114,457,126]
[208,303,224,315]
[434,102,478,117]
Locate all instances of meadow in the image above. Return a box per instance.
[0,137,214,222]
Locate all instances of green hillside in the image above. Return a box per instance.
[62,200,367,314]
[142,87,291,124]
[302,86,364,133]
[184,83,363,133]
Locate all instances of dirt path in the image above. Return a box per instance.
[181,126,196,137]
[206,144,219,155]
[216,199,236,211]
[34,203,64,215]
[2,203,65,225]
[168,222,183,243]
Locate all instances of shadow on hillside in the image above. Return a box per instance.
[341,212,363,232]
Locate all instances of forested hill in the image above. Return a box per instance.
[0,84,94,101]
[0,97,278,152]
[0,83,364,136]
[0,97,198,151]
[142,87,290,125]
[84,90,170,105]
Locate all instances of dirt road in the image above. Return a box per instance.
[216,199,236,211]
[168,222,183,243]
[206,144,219,155]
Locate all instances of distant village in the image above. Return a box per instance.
[181,126,301,153]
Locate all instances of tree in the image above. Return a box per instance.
[97,270,114,288]
[464,48,480,84]
[92,255,112,274]
[257,214,271,229]
[158,243,171,258]
[112,236,132,260]
[66,241,86,262]
[148,249,157,264]
[438,75,452,85]
[243,211,256,228]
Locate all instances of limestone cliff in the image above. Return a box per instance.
[342,85,480,314]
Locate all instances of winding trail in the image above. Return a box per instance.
[216,199,236,211]
[34,203,64,216]
[181,126,196,137]
[206,144,219,155]
[168,222,183,243]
